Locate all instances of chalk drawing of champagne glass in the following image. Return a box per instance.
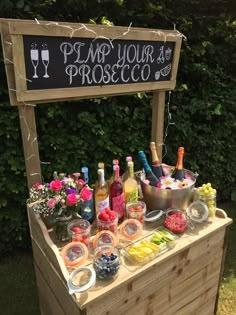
[157,46,165,64]
[41,43,50,78]
[30,43,39,78]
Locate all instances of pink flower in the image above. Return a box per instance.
[80,187,92,201]
[66,193,78,206]
[156,182,162,188]
[47,198,57,209]
[50,179,62,191]
[77,179,86,187]
[33,182,43,190]
[71,172,80,180]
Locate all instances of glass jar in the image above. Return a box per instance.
[67,219,91,246]
[126,201,147,223]
[196,192,217,221]
[96,212,118,234]
[93,246,120,280]
[164,209,188,233]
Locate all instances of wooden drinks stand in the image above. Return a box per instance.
[0,18,232,315]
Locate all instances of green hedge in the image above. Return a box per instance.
[0,0,235,254]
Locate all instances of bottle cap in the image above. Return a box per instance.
[67,266,96,294]
[61,242,88,267]
[113,159,119,165]
[98,162,104,169]
[126,156,132,162]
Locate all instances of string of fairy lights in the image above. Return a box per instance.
[3,18,186,180]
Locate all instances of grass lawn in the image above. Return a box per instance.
[0,202,235,315]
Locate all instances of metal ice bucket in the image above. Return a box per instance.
[137,166,198,211]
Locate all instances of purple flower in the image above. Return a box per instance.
[65,188,77,195]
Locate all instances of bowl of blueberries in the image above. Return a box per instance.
[93,246,120,280]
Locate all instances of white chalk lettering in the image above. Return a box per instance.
[78,64,92,84]
[131,64,140,82]
[111,64,119,83]
[121,64,130,82]
[127,44,137,63]
[145,45,155,63]
[73,42,85,63]
[103,64,111,84]
[60,42,73,64]
[141,64,150,81]
[117,44,126,67]
[65,64,78,85]
[92,64,103,84]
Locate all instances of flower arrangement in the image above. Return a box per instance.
[28,172,93,221]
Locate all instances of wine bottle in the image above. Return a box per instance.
[122,156,133,182]
[138,151,160,187]
[95,168,110,214]
[124,161,138,204]
[150,142,165,178]
[108,159,120,188]
[110,164,125,221]
[80,166,95,223]
[171,147,185,181]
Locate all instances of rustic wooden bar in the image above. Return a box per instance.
[28,204,232,315]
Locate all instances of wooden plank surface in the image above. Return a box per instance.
[29,202,231,311]
[18,106,41,188]
[33,240,85,315]
[7,19,182,43]
[151,91,166,161]
[15,80,175,103]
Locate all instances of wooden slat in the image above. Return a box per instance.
[151,91,166,161]
[0,20,21,105]
[34,264,66,315]
[18,106,41,188]
[84,227,225,314]
[16,80,175,103]
[11,35,27,96]
[27,205,68,281]
[7,19,182,43]
[33,240,85,314]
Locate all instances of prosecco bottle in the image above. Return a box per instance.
[138,151,160,187]
[171,147,185,181]
[124,161,139,204]
[150,142,165,178]
[95,168,110,214]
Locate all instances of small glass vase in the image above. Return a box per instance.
[55,215,73,242]
[80,198,95,224]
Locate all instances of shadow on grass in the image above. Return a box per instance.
[0,249,40,315]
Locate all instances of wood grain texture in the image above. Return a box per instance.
[151,91,165,161]
[18,106,41,188]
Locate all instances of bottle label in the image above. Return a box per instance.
[112,193,125,219]
[97,196,110,213]
[125,188,138,204]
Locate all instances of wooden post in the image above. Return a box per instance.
[151,91,165,162]
[18,105,41,189]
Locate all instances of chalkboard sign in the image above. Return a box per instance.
[23,35,175,90]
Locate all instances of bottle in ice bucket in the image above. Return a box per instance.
[110,164,125,222]
[138,151,160,187]
[171,147,185,181]
[196,183,217,221]
[95,168,110,214]
[150,142,165,178]
[124,161,139,204]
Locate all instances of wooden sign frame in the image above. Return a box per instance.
[0,18,183,188]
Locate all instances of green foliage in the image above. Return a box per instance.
[0,0,235,254]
